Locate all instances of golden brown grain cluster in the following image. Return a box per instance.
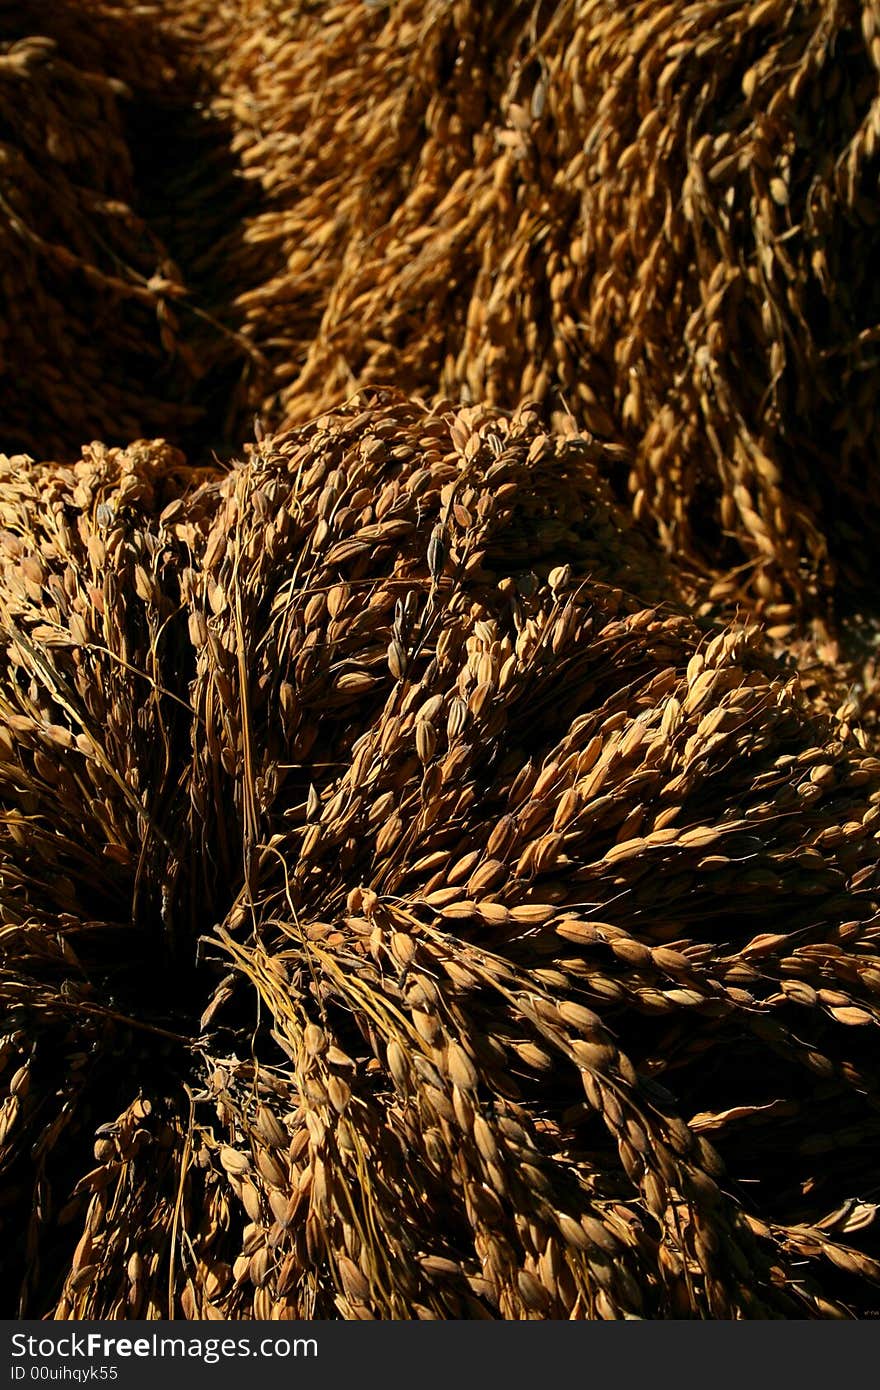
[7,0,880,616]
[160,0,880,615]
[2,397,880,1320]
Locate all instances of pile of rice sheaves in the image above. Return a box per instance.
[2,396,880,1320]
[168,0,880,614]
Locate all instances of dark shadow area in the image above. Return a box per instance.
[0,1022,196,1317]
[0,1,284,463]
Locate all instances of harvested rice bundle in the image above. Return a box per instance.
[0,15,192,456]
[0,435,223,1315]
[0,3,261,460]
[3,397,880,1319]
[6,1,183,97]
[177,0,880,611]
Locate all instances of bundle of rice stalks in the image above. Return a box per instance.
[0,2,262,460]
[170,0,880,613]
[3,396,880,1320]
